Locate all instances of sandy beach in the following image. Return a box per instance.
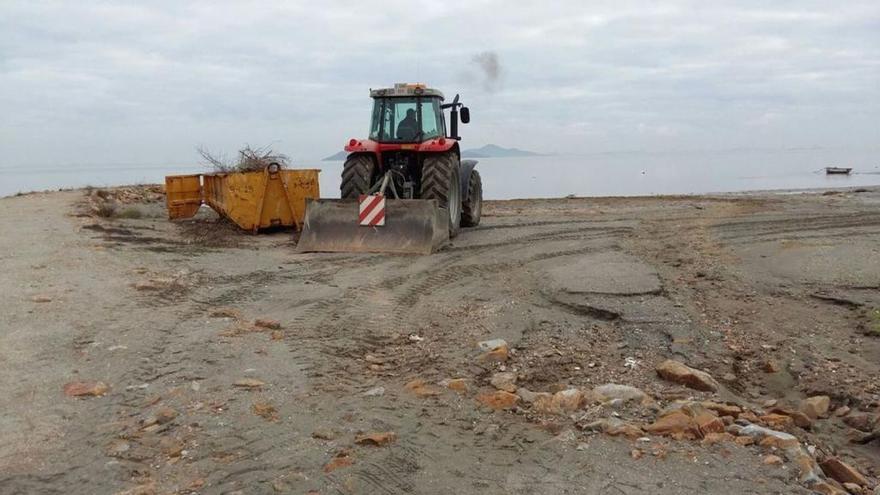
[1,186,878,494]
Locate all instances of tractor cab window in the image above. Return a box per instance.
[368,97,445,143]
[420,99,443,139]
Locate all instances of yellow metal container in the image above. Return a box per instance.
[166,166,320,233]
[165,174,202,219]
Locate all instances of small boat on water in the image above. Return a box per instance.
[825,167,852,175]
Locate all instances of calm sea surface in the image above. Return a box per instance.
[2,148,878,199]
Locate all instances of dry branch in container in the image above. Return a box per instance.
[197,145,290,173]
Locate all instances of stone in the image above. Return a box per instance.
[159,437,184,457]
[649,402,724,439]
[645,409,701,440]
[834,406,851,417]
[843,412,878,432]
[440,379,469,393]
[593,383,649,404]
[516,387,543,403]
[477,338,508,351]
[476,390,519,410]
[479,345,509,363]
[210,307,242,319]
[252,401,279,421]
[767,406,814,429]
[630,449,643,460]
[143,407,177,427]
[794,452,823,485]
[270,330,284,340]
[702,432,735,445]
[364,354,385,364]
[106,439,131,456]
[763,454,783,466]
[694,410,725,435]
[324,452,353,473]
[134,280,161,291]
[819,457,869,487]
[32,295,52,303]
[739,411,759,423]
[604,421,644,439]
[63,381,110,398]
[799,395,831,419]
[789,410,813,429]
[655,360,719,392]
[700,401,742,417]
[490,372,517,392]
[534,389,585,415]
[404,379,441,397]
[312,429,337,440]
[762,360,780,373]
[114,483,157,495]
[759,435,800,450]
[843,483,863,494]
[254,319,281,330]
[736,424,798,443]
[354,432,397,446]
[734,435,755,446]
[811,482,850,495]
[760,413,794,429]
[363,386,386,397]
[233,378,265,389]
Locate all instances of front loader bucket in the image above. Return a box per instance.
[295,199,449,254]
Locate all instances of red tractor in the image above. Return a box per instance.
[297,83,483,254]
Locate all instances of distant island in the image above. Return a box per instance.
[322,144,542,161]
[461,144,543,158]
[322,150,349,161]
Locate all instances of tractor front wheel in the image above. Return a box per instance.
[340,154,375,199]
[461,170,482,227]
[420,153,461,237]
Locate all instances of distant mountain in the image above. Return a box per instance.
[323,144,542,161]
[461,144,542,158]
[322,150,348,161]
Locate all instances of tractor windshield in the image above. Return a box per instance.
[369,97,445,143]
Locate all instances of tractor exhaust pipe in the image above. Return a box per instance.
[442,94,469,141]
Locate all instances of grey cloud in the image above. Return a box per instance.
[0,1,878,164]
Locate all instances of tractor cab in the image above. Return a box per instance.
[369,83,469,143]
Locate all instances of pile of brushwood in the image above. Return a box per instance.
[197,145,290,173]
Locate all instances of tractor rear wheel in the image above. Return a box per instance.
[420,152,461,237]
[461,170,482,227]
[340,154,375,199]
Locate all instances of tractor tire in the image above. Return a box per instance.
[461,170,482,227]
[340,154,375,199]
[420,152,462,237]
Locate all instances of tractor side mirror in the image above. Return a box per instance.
[460,107,470,124]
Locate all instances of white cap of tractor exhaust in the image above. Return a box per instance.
[370,83,444,100]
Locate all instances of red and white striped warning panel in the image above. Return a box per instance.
[358,194,386,226]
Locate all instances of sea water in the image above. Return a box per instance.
[2,147,878,199]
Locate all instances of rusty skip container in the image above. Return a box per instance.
[165,165,320,233]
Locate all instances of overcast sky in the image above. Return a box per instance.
[1,1,878,165]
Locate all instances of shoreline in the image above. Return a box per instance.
[3,182,879,202]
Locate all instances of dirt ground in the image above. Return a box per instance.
[1,186,878,495]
